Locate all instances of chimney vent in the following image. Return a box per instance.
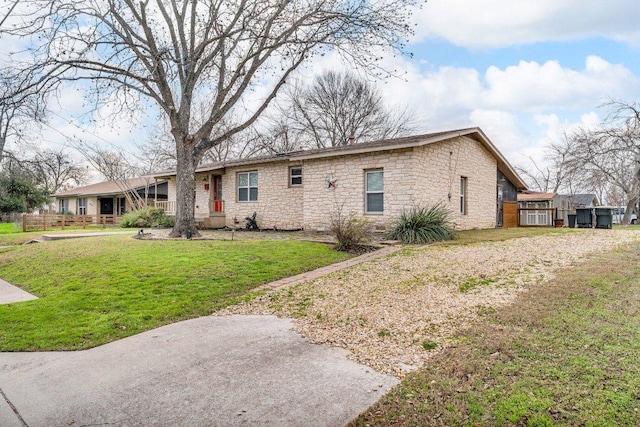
[348,135,355,145]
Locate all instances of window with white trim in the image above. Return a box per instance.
[460,177,467,215]
[78,198,87,215]
[290,167,302,186]
[365,170,384,213]
[238,171,258,202]
[58,199,69,214]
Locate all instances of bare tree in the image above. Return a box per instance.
[24,149,88,194]
[72,140,137,181]
[515,133,586,194]
[0,73,46,161]
[565,100,640,224]
[4,0,421,237]
[269,70,417,149]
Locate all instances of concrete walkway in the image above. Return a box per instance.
[256,245,402,291]
[0,279,37,305]
[0,315,397,427]
[40,230,134,241]
[0,243,404,426]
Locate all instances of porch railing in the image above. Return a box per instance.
[155,201,176,215]
[154,200,223,216]
[209,199,224,213]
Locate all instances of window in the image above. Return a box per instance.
[58,199,69,214]
[460,177,467,215]
[290,167,302,186]
[365,170,384,213]
[78,198,87,215]
[117,197,126,215]
[238,171,258,202]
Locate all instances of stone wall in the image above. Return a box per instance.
[162,135,499,231]
[194,173,210,219]
[413,136,497,229]
[301,148,416,231]
[222,161,304,230]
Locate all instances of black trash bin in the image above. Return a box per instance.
[595,207,613,229]
[568,214,577,228]
[576,208,593,228]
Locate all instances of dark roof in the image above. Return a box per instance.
[153,127,528,190]
[54,178,164,198]
[560,193,599,206]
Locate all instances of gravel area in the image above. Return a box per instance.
[217,229,640,378]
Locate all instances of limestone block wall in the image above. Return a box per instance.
[165,176,209,219]
[302,148,417,231]
[413,136,497,229]
[222,160,304,230]
[194,172,210,219]
[162,135,499,231]
[86,197,98,216]
[167,178,176,202]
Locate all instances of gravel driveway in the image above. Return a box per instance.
[218,229,640,377]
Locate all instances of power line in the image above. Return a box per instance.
[47,110,146,158]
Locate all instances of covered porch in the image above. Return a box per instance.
[156,173,226,229]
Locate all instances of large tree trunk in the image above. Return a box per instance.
[622,197,637,225]
[169,141,200,238]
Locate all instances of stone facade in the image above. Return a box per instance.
[413,136,498,229]
[222,161,304,230]
[166,176,214,219]
[164,135,500,231]
[301,148,415,231]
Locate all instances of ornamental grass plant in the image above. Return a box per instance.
[387,203,456,244]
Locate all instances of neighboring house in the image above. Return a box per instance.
[560,193,599,211]
[153,127,528,231]
[517,191,572,226]
[53,178,168,220]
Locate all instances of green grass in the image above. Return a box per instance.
[0,222,21,234]
[436,227,570,247]
[350,241,640,426]
[0,226,127,246]
[0,235,350,351]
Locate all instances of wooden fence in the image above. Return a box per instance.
[22,214,122,232]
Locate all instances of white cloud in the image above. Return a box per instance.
[372,55,637,124]
[483,56,638,111]
[468,109,529,161]
[414,0,640,49]
[365,54,638,166]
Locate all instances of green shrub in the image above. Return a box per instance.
[120,207,175,228]
[330,210,371,252]
[387,203,457,244]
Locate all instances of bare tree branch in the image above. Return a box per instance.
[3,0,422,236]
[264,70,418,150]
[563,100,640,224]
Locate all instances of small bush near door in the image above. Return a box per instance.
[120,207,175,228]
[387,203,456,244]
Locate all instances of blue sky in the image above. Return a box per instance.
[360,0,640,167]
[3,0,640,176]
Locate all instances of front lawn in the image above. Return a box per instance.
[350,241,640,426]
[0,235,350,351]
[0,222,20,234]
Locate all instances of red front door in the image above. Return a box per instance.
[213,175,223,212]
